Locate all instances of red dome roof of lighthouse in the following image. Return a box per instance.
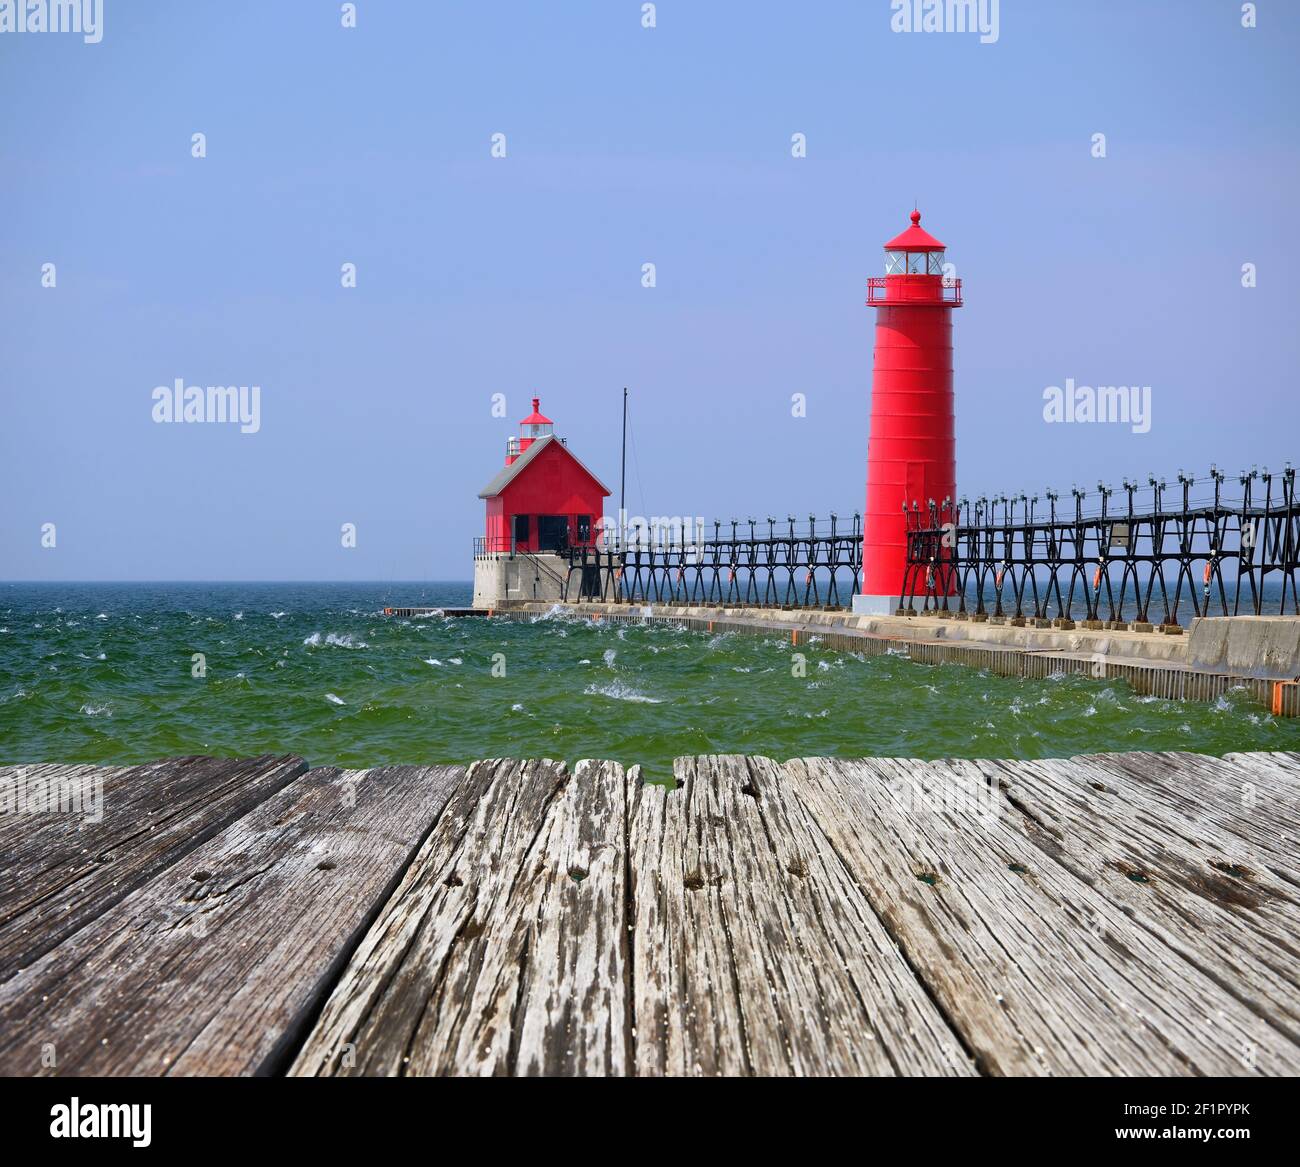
[521,397,552,425]
[884,209,946,251]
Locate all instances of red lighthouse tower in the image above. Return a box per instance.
[854,210,963,614]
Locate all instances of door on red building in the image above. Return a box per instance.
[537,515,568,552]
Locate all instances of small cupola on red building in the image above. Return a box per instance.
[508,398,554,463]
[478,397,611,554]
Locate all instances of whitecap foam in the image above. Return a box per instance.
[303,632,367,649]
[525,603,565,624]
[80,703,112,717]
[584,680,661,704]
[325,692,346,706]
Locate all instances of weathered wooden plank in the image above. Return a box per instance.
[998,753,1300,911]
[0,763,463,1076]
[291,758,629,1077]
[965,755,1300,1043]
[784,756,1300,1076]
[0,754,308,982]
[1230,751,1300,779]
[630,755,974,1076]
[1073,751,1300,882]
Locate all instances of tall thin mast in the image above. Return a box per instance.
[620,387,628,548]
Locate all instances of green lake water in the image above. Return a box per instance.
[3,583,1297,783]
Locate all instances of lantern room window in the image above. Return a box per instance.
[522,421,553,439]
[885,249,946,276]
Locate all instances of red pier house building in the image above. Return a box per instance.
[854,210,962,614]
[476,396,610,557]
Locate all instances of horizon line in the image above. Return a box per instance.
[0,579,476,586]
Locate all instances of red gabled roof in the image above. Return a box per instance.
[477,434,612,499]
[884,209,945,251]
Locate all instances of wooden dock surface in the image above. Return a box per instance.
[1,749,1297,1077]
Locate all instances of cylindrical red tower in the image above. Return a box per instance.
[855,210,962,614]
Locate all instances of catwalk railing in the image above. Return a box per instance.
[901,467,1300,625]
[561,515,862,608]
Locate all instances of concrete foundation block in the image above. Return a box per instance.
[472,553,570,608]
[1188,615,1300,680]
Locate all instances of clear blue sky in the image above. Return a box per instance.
[2,0,1296,581]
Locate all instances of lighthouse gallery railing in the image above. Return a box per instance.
[560,514,862,609]
[900,466,1300,625]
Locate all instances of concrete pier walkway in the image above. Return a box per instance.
[1,749,1297,1076]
